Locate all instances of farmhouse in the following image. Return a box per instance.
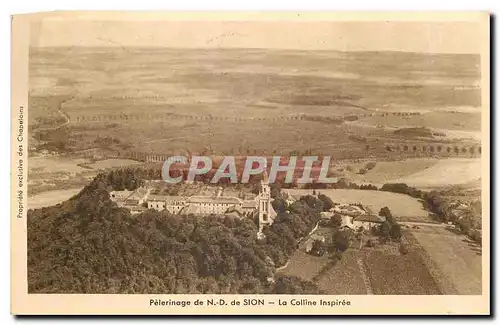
[352,214,385,230]
[305,234,326,253]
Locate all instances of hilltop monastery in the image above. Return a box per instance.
[110,175,277,237]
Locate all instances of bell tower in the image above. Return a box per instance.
[257,171,272,238]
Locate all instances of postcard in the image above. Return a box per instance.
[11,11,490,315]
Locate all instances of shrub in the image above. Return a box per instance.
[365,162,377,170]
[399,242,409,255]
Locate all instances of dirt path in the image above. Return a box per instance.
[356,256,373,295]
[35,97,72,131]
[400,221,447,228]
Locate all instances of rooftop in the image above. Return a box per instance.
[354,215,385,223]
[147,195,187,202]
[188,195,242,204]
[242,200,257,208]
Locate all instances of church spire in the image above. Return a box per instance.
[261,169,269,184]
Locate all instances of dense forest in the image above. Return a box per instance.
[28,169,322,294]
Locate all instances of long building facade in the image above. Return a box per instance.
[110,178,277,235]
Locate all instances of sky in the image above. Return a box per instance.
[28,12,487,54]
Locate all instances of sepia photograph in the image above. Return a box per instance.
[11,11,490,315]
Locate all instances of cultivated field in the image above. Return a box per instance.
[387,158,481,189]
[285,189,431,221]
[406,225,482,294]
[29,48,481,161]
[28,188,82,210]
[28,156,146,198]
[362,249,440,295]
[281,238,442,295]
[83,158,143,169]
[355,110,481,133]
[343,158,439,184]
[278,249,331,282]
[316,250,368,294]
[29,156,90,174]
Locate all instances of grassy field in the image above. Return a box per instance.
[285,189,431,221]
[406,225,482,295]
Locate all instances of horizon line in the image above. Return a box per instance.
[29,46,481,56]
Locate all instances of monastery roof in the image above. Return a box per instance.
[147,195,187,202]
[188,195,242,204]
[242,200,257,208]
[147,194,165,201]
[128,187,149,199]
[130,206,148,212]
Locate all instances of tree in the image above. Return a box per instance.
[399,242,409,255]
[331,213,343,228]
[272,198,287,214]
[333,230,351,252]
[379,221,392,241]
[379,207,394,224]
[317,194,334,212]
[309,239,325,256]
[390,224,402,240]
[365,162,377,170]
